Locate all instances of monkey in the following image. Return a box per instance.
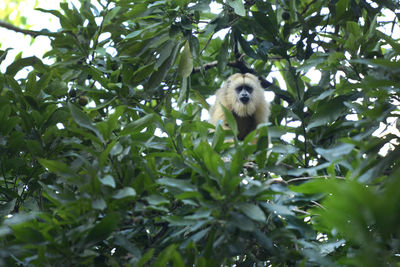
[209,73,270,140]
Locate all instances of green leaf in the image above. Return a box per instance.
[236,203,266,222]
[99,139,118,166]
[185,210,211,220]
[271,144,298,154]
[5,56,46,77]
[290,179,330,194]
[147,42,180,90]
[68,102,104,143]
[12,226,45,243]
[103,6,121,25]
[92,198,107,210]
[235,30,259,59]
[221,105,238,137]
[230,212,256,231]
[307,97,347,130]
[315,143,355,162]
[352,58,400,70]
[178,41,193,78]
[36,8,73,29]
[194,141,224,178]
[120,114,158,136]
[85,213,119,247]
[0,48,11,65]
[38,158,74,174]
[138,248,155,267]
[230,149,244,176]
[125,29,144,39]
[211,123,226,151]
[217,35,229,73]
[261,203,294,217]
[154,41,177,70]
[157,178,196,192]
[145,195,169,206]
[99,175,116,188]
[0,199,16,217]
[346,21,360,37]
[113,187,137,199]
[228,0,246,16]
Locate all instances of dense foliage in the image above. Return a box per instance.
[1,0,400,266]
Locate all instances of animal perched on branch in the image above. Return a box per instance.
[209,73,270,140]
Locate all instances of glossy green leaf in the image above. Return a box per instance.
[157,178,196,192]
[113,187,136,199]
[13,226,45,243]
[236,203,267,222]
[228,0,245,16]
[68,102,104,143]
[147,43,180,90]
[178,41,193,78]
[38,159,74,174]
[221,105,238,137]
[5,56,46,76]
[120,113,158,136]
[99,175,116,188]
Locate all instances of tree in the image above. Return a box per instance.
[0,0,400,266]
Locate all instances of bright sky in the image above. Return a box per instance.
[0,0,68,72]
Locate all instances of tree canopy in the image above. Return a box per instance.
[1,0,400,266]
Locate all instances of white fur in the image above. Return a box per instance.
[209,73,270,128]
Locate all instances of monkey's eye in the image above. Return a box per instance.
[243,85,253,93]
[235,85,253,94]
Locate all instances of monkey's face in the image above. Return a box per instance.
[220,73,265,117]
[235,85,253,104]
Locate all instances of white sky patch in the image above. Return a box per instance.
[56,123,65,129]
[0,0,63,72]
[155,128,168,138]
[209,2,223,14]
[281,132,296,143]
[305,67,321,84]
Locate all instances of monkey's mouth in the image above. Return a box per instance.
[239,96,250,104]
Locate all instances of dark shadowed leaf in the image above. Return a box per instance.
[85,213,119,247]
[236,203,267,222]
[68,102,104,143]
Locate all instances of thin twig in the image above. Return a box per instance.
[91,2,111,60]
[311,200,325,210]
[200,32,215,55]
[287,175,345,183]
[301,0,318,15]
[192,60,254,74]
[292,208,310,215]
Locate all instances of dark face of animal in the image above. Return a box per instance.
[235,85,253,104]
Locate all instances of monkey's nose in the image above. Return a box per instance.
[240,96,249,104]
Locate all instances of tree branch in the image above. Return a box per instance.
[0,20,57,37]
[192,59,254,74]
[192,57,284,74]
[301,0,318,15]
[192,59,273,87]
[287,176,345,183]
